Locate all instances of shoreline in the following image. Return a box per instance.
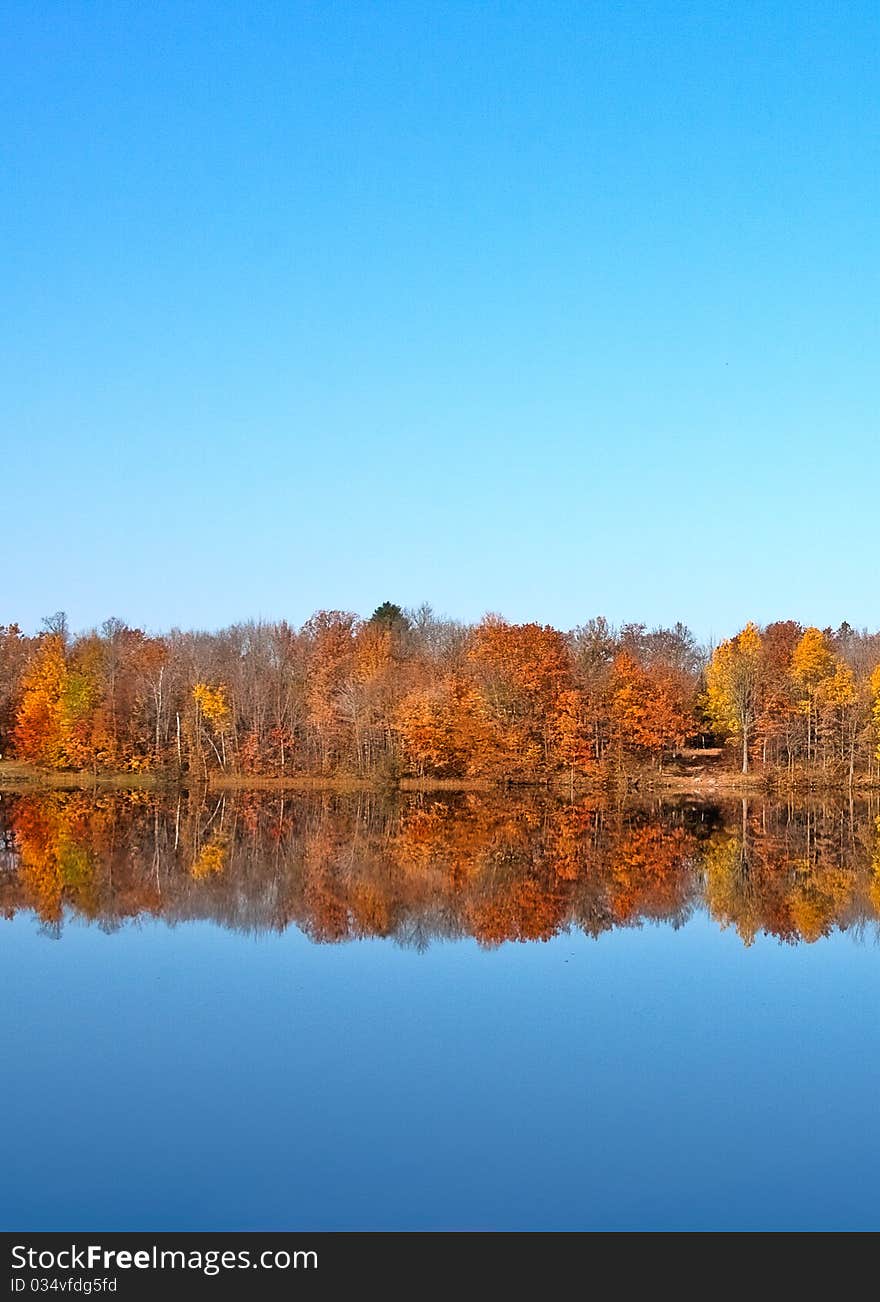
[1,761,876,799]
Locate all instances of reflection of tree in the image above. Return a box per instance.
[607,824,695,923]
[190,835,228,880]
[467,869,568,946]
[7,792,168,925]
[13,799,66,924]
[871,818,880,918]
[1,791,879,947]
[704,830,760,945]
[704,801,867,944]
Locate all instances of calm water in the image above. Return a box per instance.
[2,789,880,1231]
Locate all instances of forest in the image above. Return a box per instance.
[2,604,880,788]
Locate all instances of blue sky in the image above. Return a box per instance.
[3,1,877,640]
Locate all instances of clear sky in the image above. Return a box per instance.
[3,1,877,641]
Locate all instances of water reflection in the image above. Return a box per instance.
[1,790,879,946]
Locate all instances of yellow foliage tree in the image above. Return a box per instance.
[791,627,836,763]
[705,622,763,774]
[192,683,231,770]
[871,665,880,763]
[791,627,836,688]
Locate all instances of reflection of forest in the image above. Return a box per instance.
[1,791,879,947]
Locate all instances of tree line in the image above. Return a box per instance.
[2,604,880,785]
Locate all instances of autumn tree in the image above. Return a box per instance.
[134,636,170,767]
[339,621,401,775]
[871,666,880,766]
[469,618,572,776]
[552,689,597,779]
[12,634,68,766]
[192,682,232,774]
[0,624,32,755]
[568,617,617,763]
[395,677,492,776]
[705,622,763,774]
[303,611,358,772]
[609,652,691,769]
[753,621,802,769]
[791,627,837,766]
[817,660,859,783]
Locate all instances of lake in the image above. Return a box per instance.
[2,788,880,1231]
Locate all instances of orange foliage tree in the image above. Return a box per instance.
[609,652,691,768]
